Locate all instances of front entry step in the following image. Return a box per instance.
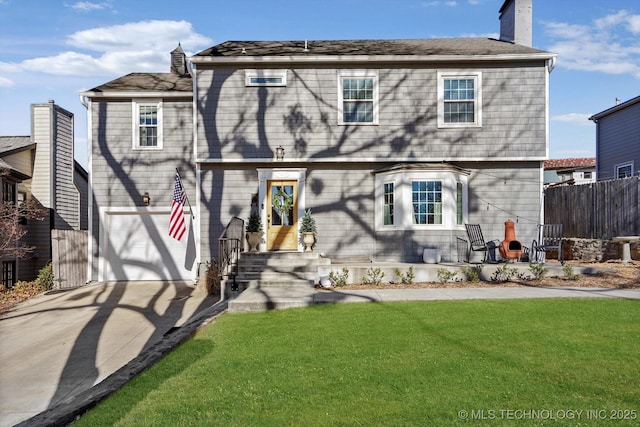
[227,252,329,312]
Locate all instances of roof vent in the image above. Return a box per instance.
[170,43,188,76]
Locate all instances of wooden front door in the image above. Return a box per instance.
[267,180,298,251]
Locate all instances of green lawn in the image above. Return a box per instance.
[76,299,639,426]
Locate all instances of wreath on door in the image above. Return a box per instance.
[272,187,293,216]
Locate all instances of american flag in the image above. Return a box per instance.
[169,173,187,240]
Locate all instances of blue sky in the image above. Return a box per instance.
[1,0,639,168]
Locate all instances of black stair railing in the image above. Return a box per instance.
[218,216,244,280]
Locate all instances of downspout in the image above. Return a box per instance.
[188,57,204,291]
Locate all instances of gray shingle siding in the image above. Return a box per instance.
[90,98,194,208]
[199,161,542,263]
[88,97,194,280]
[196,64,547,161]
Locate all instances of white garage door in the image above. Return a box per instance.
[105,211,195,281]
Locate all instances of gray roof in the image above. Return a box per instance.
[0,136,34,156]
[85,72,192,94]
[589,95,640,121]
[195,38,550,58]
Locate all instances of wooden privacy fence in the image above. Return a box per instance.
[544,176,640,239]
[52,230,87,290]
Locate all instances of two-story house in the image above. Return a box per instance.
[81,0,556,283]
[589,95,640,181]
[0,101,87,288]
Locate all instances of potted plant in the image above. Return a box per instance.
[246,212,263,252]
[300,209,317,252]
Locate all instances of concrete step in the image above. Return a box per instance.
[228,286,315,312]
[237,279,314,289]
[237,271,317,281]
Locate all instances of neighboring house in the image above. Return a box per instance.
[81,0,556,283]
[589,95,640,181]
[0,101,88,287]
[543,157,596,187]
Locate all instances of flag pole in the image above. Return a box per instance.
[175,168,195,219]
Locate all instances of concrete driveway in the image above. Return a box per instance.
[0,281,217,427]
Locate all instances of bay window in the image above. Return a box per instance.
[375,165,469,230]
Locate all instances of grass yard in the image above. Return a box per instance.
[75,299,639,426]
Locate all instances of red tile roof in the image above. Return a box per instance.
[544,157,596,169]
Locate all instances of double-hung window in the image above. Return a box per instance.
[2,180,15,204]
[338,71,378,125]
[437,71,482,128]
[2,261,16,289]
[133,100,162,149]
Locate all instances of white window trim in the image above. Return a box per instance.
[615,161,634,178]
[437,71,482,128]
[380,179,399,228]
[245,69,288,87]
[337,70,379,125]
[375,169,468,231]
[132,99,163,150]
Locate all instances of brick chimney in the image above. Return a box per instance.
[170,43,188,76]
[499,0,532,47]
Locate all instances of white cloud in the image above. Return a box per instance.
[67,20,211,52]
[69,1,111,12]
[8,20,212,77]
[543,10,640,79]
[0,76,14,87]
[551,113,593,126]
[422,1,457,7]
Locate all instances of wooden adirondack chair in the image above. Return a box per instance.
[531,224,563,263]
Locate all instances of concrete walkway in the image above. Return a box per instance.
[0,282,219,427]
[2,283,639,426]
[228,285,640,311]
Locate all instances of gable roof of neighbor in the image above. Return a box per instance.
[589,95,640,121]
[83,73,192,95]
[544,158,596,170]
[194,38,551,59]
[0,136,35,156]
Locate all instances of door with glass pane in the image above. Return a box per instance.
[267,180,298,250]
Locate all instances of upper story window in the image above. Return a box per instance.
[338,71,378,125]
[616,162,633,179]
[245,70,287,86]
[437,71,482,128]
[375,165,469,231]
[133,100,163,150]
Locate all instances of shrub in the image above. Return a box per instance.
[437,268,458,284]
[37,263,54,291]
[362,268,385,286]
[462,265,483,282]
[394,266,415,285]
[528,262,547,281]
[490,264,517,283]
[563,264,578,281]
[329,268,349,287]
